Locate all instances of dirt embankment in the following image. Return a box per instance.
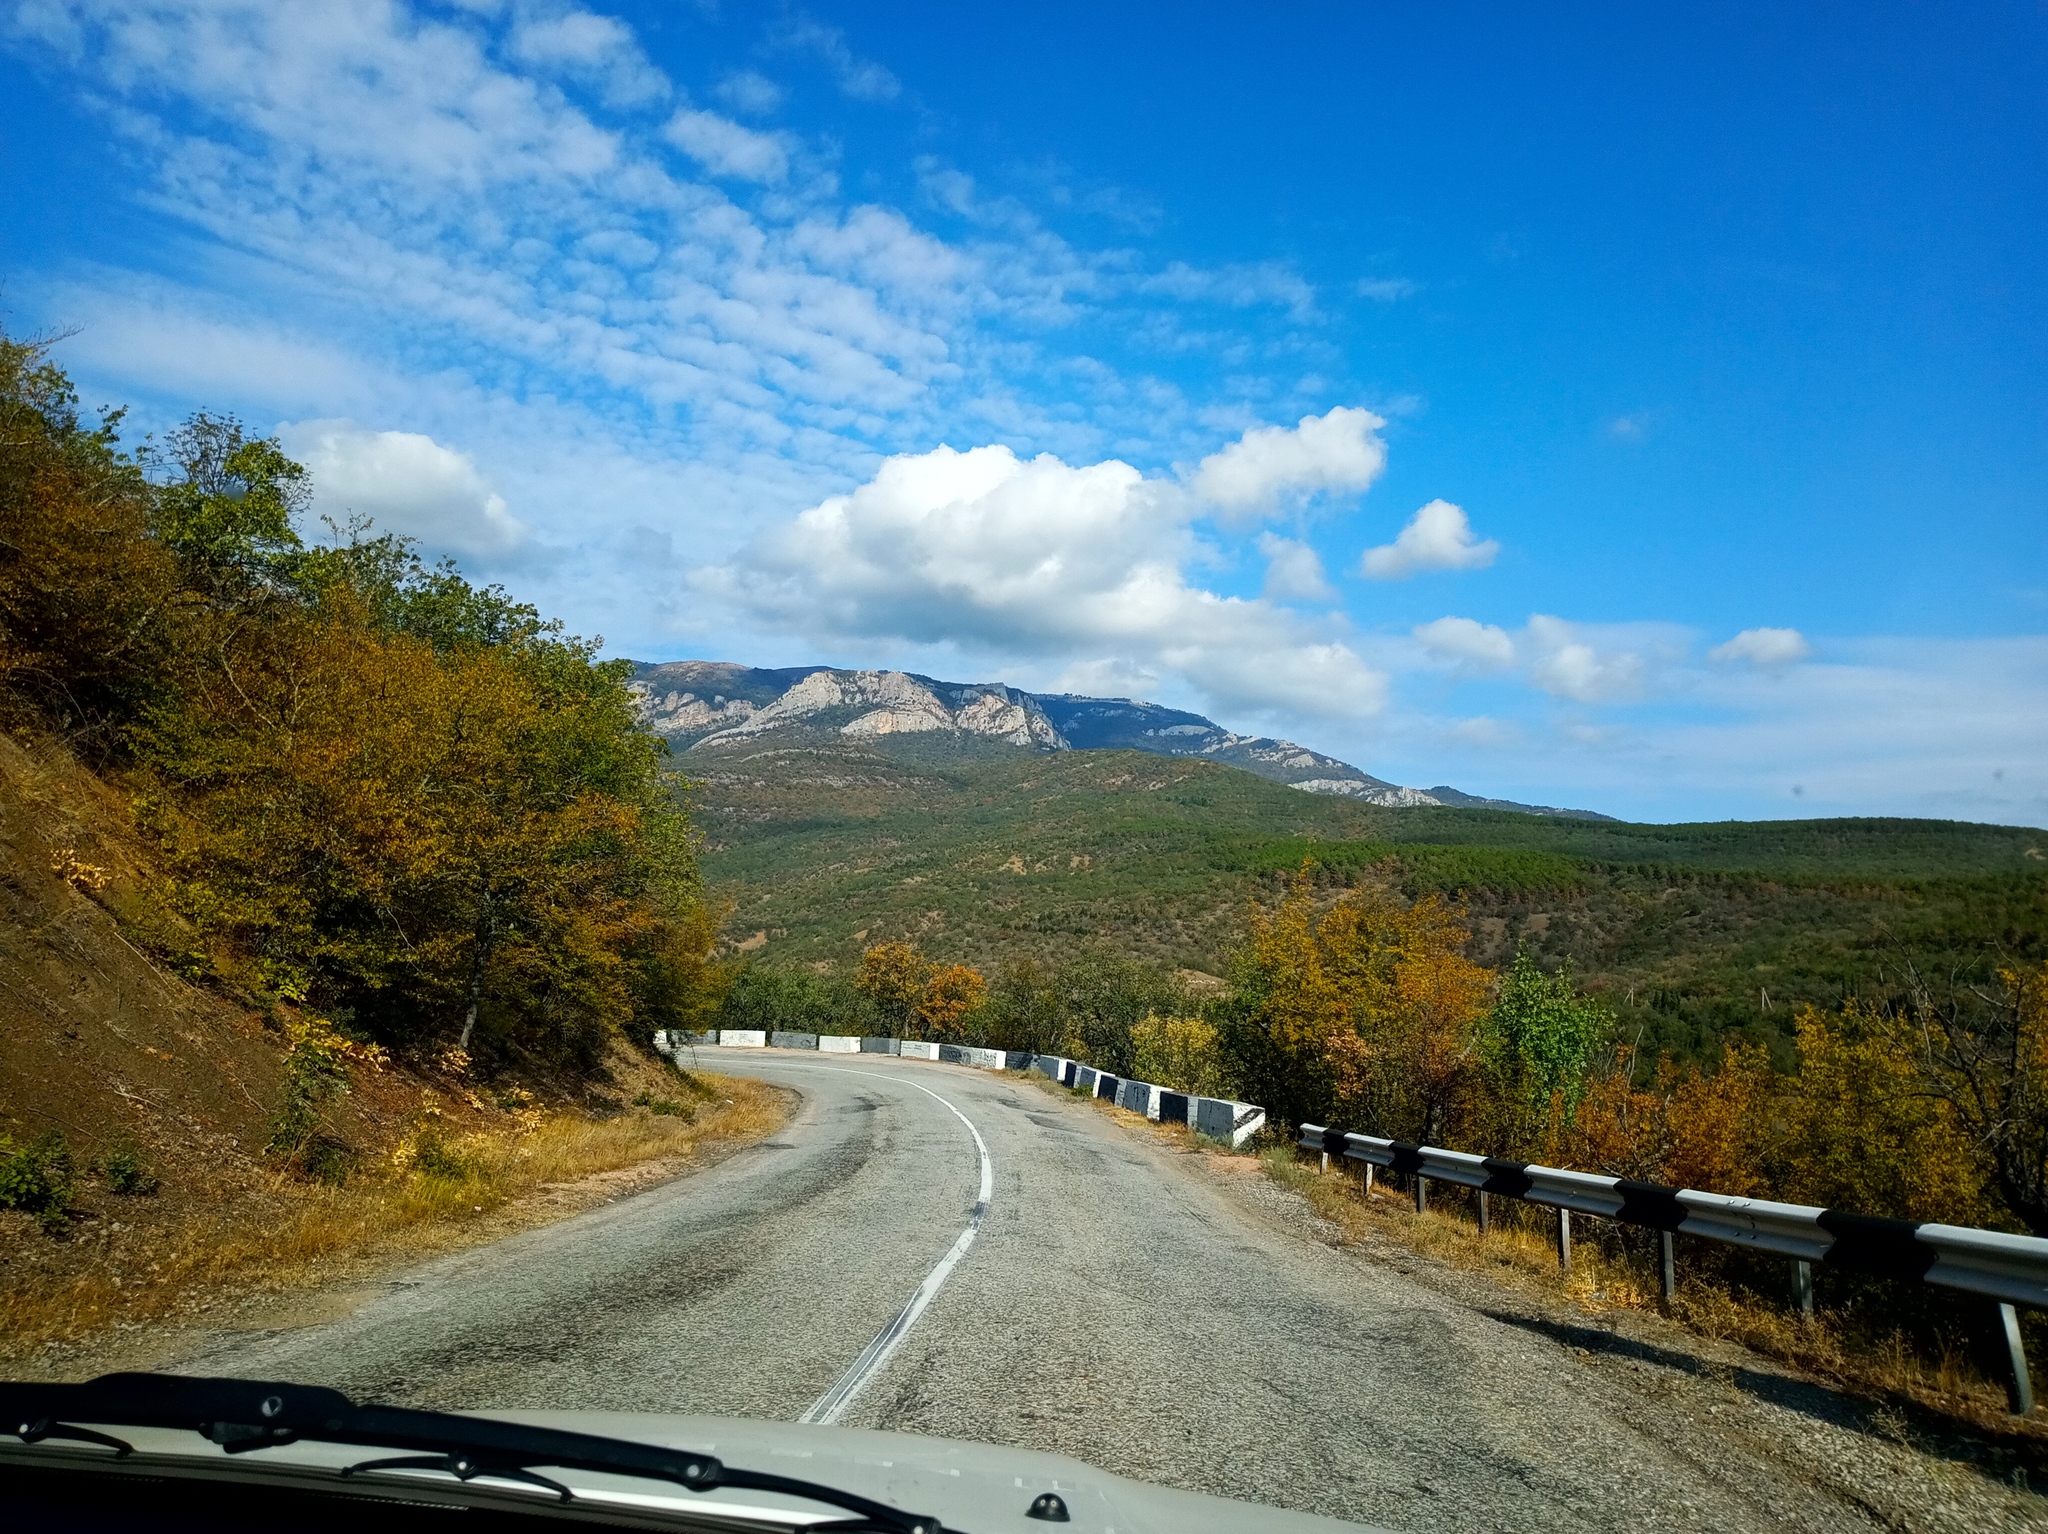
[0,730,783,1372]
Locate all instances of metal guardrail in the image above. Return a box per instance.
[1300,1122,2047,1414]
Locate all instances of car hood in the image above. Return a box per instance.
[479,1411,1385,1533]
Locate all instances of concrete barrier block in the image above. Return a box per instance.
[859,1036,901,1055]
[1074,1066,1098,1093]
[1192,1097,1236,1142]
[819,1035,861,1054]
[717,1029,766,1048]
[1002,1051,1034,1071]
[937,1043,969,1064]
[965,1046,1008,1070]
[1116,1079,1157,1116]
[1059,1060,1079,1087]
[770,1031,819,1050]
[1095,1073,1120,1101]
[899,1040,939,1060]
[1031,1054,1061,1078]
[1158,1091,1189,1126]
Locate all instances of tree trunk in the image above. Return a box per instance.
[456,899,495,1052]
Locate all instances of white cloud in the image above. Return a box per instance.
[509,8,670,106]
[1361,499,1499,579]
[1414,616,1515,670]
[1257,533,1335,602]
[1524,614,1645,703]
[281,419,529,559]
[710,441,1388,720]
[661,108,791,182]
[715,69,785,116]
[1356,277,1417,302]
[1139,261,1317,319]
[1709,626,1813,665]
[1189,406,1387,522]
[774,18,900,102]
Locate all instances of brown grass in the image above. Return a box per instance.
[1,1073,784,1371]
[1258,1145,2044,1438]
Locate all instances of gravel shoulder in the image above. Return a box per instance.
[153,1051,2048,1532]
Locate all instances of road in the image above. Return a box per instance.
[173,1052,2035,1533]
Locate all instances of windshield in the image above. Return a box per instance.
[3,5,2045,1532]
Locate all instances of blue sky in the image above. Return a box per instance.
[3,1,2043,824]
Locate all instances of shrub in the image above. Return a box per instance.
[633,1091,693,1119]
[100,1142,160,1196]
[0,1130,77,1234]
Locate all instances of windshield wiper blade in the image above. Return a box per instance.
[1,1374,949,1534]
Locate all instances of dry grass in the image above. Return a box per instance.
[1258,1145,2043,1437]
[1,1073,784,1369]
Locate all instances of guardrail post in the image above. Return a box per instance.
[1363,1163,1374,1195]
[1557,1208,1572,1272]
[1792,1260,1814,1318]
[1320,1149,1329,1174]
[1660,1230,1676,1307]
[1414,1175,1428,1214]
[2001,1303,2035,1416]
[1477,1189,1489,1235]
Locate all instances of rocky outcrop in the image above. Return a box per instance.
[628,660,1609,819]
[688,669,1070,751]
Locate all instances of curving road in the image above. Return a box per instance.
[172,1053,2027,1532]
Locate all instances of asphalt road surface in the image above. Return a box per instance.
[173,1052,2037,1533]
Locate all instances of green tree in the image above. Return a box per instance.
[1484,947,1609,1147]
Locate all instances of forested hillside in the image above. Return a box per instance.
[0,327,729,1324]
[691,731,2045,1068]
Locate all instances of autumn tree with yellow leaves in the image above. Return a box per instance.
[0,330,719,1071]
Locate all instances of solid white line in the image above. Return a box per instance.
[766,1063,993,1426]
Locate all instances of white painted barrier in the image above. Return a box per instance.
[717,1029,767,1048]
[899,1040,940,1060]
[819,1035,861,1054]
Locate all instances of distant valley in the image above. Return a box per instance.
[626,660,2044,1071]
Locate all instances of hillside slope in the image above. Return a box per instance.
[689,735,2048,1066]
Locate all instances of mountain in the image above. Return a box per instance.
[629,661,1611,820]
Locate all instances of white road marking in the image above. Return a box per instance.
[764,1062,994,1426]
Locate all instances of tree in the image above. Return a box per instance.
[1483,948,1610,1150]
[917,964,988,1040]
[855,941,933,1034]
[1131,1013,1229,1097]
[0,331,180,746]
[1223,870,1493,1138]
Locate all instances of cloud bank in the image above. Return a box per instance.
[709,423,1389,720]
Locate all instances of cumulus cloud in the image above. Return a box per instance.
[1360,499,1499,580]
[1414,616,1515,670]
[1525,614,1645,703]
[1257,533,1335,602]
[710,441,1387,720]
[509,8,670,105]
[662,108,791,182]
[1188,406,1387,522]
[282,419,528,559]
[715,69,785,116]
[1709,626,1813,666]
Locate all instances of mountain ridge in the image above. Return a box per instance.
[629,660,1612,820]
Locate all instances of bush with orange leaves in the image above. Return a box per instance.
[1222,868,1493,1142]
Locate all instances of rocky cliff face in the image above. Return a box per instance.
[629,660,1610,820]
[631,663,1066,751]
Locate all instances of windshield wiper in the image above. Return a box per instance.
[2,1373,949,1534]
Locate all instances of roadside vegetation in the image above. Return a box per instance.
[717,862,2046,1412]
[0,328,758,1356]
